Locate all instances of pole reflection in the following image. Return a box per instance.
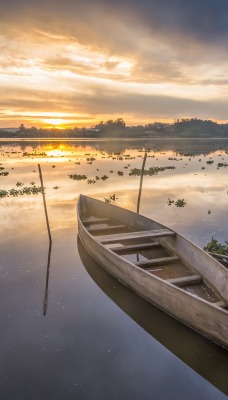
[43,242,52,316]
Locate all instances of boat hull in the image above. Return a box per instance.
[77,195,228,349]
[78,237,228,396]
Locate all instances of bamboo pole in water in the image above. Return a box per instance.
[38,164,52,243]
[137,152,147,214]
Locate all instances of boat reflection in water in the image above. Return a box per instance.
[77,236,228,396]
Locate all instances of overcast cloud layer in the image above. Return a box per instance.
[1,0,228,126]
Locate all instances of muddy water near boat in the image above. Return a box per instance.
[0,139,228,399]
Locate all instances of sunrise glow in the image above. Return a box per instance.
[1,1,228,128]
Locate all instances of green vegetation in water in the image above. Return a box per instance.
[129,166,175,176]
[0,190,8,198]
[0,184,42,199]
[167,198,174,206]
[217,162,228,168]
[175,199,187,207]
[204,238,228,255]
[22,152,47,157]
[104,194,118,203]
[69,174,87,180]
[167,198,187,207]
[101,175,109,181]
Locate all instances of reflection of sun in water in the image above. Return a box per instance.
[44,145,82,160]
[46,149,65,157]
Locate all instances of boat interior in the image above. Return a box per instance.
[81,213,228,310]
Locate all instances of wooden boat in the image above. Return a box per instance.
[77,195,228,348]
[78,237,228,396]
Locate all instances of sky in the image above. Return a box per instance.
[1,0,228,128]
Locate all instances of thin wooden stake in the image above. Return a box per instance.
[137,152,147,214]
[38,164,52,243]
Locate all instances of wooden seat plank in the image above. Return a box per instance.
[135,256,179,268]
[167,274,202,287]
[110,241,161,253]
[83,217,110,225]
[88,224,126,234]
[98,229,175,244]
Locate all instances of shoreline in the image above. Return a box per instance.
[1,137,228,142]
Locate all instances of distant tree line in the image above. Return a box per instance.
[173,118,227,137]
[1,118,228,138]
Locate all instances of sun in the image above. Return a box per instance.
[47,118,66,128]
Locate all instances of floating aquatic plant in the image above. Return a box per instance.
[204,238,228,255]
[0,190,8,198]
[175,199,187,207]
[0,185,42,199]
[86,157,96,162]
[217,163,228,168]
[68,174,87,180]
[167,198,186,207]
[101,175,109,181]
[129,166,175,176]
[167,198,174,206]
[22,152,46,157]
[104,194,118,203]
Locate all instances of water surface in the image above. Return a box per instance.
[0,138,228,399]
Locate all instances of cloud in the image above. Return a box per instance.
[1,1,228,62]
[1,83,228,126]
[1,0,228,125]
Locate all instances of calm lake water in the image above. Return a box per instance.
[0,138,228,399]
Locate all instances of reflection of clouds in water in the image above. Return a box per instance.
[1,140,228,247]
[1,141,228,400]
